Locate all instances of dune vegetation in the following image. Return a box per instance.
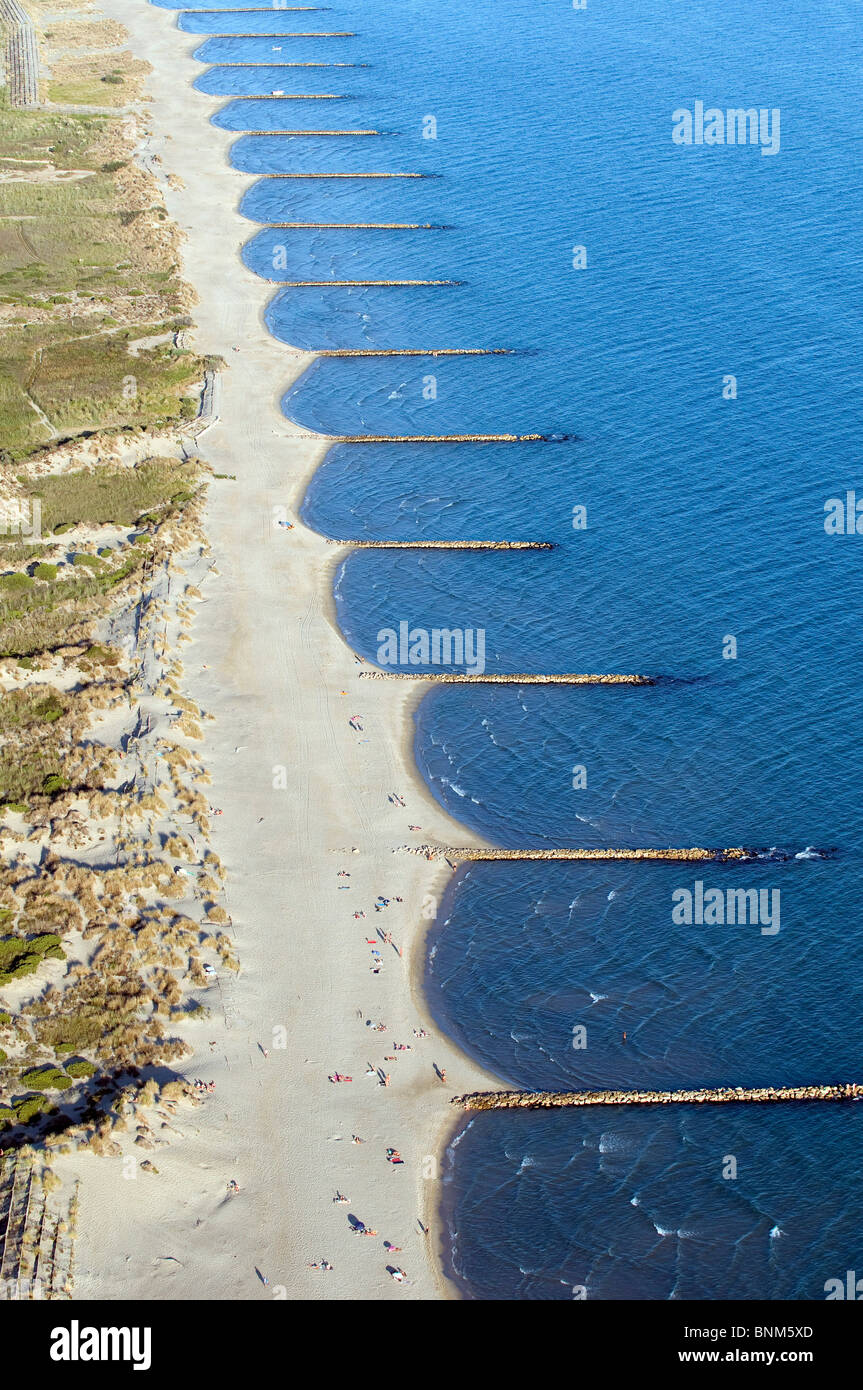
[0,3,228,1169]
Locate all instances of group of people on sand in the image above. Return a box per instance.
[193,1078,215,1094]
[374,894,403,911]
[322,753,436,1292]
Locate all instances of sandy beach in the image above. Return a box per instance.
[56,0,495,1302]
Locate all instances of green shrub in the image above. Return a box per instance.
[14,1093,53,1123]
[71,553,102,570]
[0,689,66,729]
[20,1065,72,1091]
[64,1058,96,1078]
[2,801,29,814]
[80,644,119,666]
[0,572,34,590]
[41,772,68,796]
[0,1048,6,1062]
[0,933,65,984]
[33,563,58,580]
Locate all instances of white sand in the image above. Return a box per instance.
[64,0,496,1301]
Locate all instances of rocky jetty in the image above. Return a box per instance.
[336,540,553,550]
[454,1083,863,1110]
[362,670,651,682]
[398,845,746,862]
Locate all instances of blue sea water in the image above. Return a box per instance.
[152,0,863,1299]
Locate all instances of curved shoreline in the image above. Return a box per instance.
[76,0,498,1303]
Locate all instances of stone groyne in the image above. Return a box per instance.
[262,172,431,179]
[271,278,461,287]
[399,845,748,863]
[237,95,351,100]
[332,540,553,550]
[454,1083,863,1111]
[241,129,383,136]
[211,33,356,40]
[265,223,445,229]
[325,433,546,442]
[314,349,514,356]
[361,670,652,683]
